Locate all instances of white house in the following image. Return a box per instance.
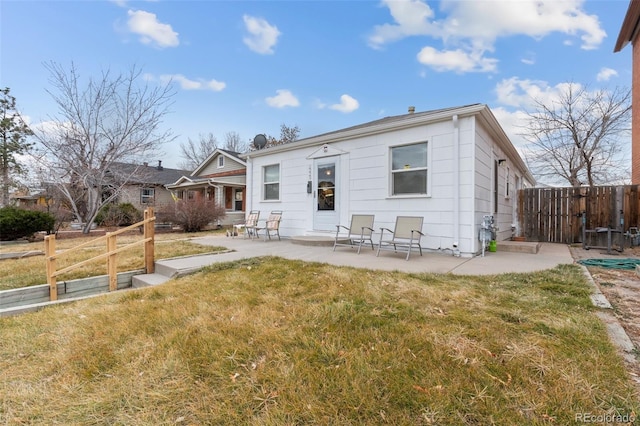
[244,104,535,257]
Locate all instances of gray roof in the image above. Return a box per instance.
[109,162,192,185]
[308,104,482,140]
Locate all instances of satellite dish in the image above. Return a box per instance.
[253,134,267,150]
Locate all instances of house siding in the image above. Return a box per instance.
[199,155,245,176]
[245,105,532,257]
[118,185,174,211]
[248,117,482,254]
[473,118,522,252]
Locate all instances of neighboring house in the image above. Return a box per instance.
[166,149,247,226]
[9,188,49,208]
[244,104,535,257]
[110,161,190,211]
[614,0,640,183]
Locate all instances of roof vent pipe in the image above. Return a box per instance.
[157,160,163,171]
[408,106,415,114]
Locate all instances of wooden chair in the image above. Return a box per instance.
[243,210,261,239]
[333,214,375,254]
[376,216,425,260]
[255,211,282,241]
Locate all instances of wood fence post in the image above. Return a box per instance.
[144,207,155,274]
[45,235,57,301]
[107,232,117,292]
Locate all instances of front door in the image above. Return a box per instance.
[313,157,339,231]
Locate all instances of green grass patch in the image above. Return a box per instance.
[0,259,637,424]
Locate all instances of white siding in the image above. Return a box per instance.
[247,111,529,257]
[473,119,522,253]
[248,118,481,254]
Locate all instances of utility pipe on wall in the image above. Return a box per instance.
[452,115,460,256]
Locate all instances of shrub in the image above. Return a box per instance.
[95,203,143,227]
[163,199,226,232]
[0,206,55,241]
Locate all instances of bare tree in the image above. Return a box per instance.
[0,87,33,206]
[223,131,247,153]
[520,83,631,187]
[33,62,175,233]
[179,132,218,170]
[253,123,301,150]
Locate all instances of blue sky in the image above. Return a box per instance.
[0,0,633,170]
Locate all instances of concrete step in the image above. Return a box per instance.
[154,261,180,279]
[132,273,170,288]
[291,236,339,246]
[496,240,541,254]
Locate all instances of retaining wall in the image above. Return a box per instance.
[0,270,143,317]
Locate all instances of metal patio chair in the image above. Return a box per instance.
[376,216,425,260]
[333,214,375,254]
[254,210,283,241]
[242,210,261,239]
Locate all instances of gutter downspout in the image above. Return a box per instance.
[452,115,461,257]
[246,156,253,216]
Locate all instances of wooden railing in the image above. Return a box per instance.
[44,208,156,301]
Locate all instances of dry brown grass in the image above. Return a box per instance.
[1,259,638,425]
[0,230,224,290]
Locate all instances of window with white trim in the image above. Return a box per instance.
[263,164,280,200]
[391,142,428,195]
[140,187,154,204]
[218,156,224,168]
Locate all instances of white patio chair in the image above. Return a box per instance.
[242,210,261,239]
[333,214,375,254]
[254,211,283,241]
[376,216,425,260]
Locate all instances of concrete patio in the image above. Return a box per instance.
[132,235,576,287]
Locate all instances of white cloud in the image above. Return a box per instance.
[127,9,179,48]
[146,74,226,91]
[369,0,606,73]
[494,77,574,108]
[368,0,438,49]
[596,67,618,82]
[491,107,530,149]
[243,15,280,55]
[417,46,497,73]
[329,95,359,113]
[520,52,536,65]
[266,90,299,108]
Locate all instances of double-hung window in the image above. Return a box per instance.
[263,164,280,200]
[218,156,224,168]
[140,187,155,204]
[391,142,428,195]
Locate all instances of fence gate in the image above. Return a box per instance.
[518,186,640,244]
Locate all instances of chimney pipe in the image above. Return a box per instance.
[157,160,163,170]
[408,106,415,114]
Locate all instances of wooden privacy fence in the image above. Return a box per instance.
[518,186,640,244]
[44,208,156,301]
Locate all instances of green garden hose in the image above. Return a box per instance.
[577,258,640,270]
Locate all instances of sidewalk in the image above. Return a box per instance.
[155,235,575,276]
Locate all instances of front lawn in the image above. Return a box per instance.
[0,258,637,425]
[0,232,225,290]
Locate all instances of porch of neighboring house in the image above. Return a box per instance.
[167,180,246,227]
